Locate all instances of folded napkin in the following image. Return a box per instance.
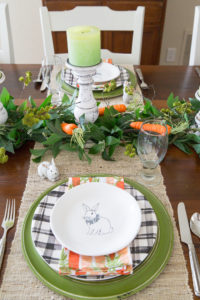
[68,176,124,189]
[59,246,132,276]
[59,177,132,276]
[103,58,113,64]
[63,65,129,91]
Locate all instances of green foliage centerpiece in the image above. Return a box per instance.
[0,87,200,164]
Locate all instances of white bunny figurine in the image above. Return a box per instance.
[0,102,8,125]
[38,158,59,182]
[123,81,133,104]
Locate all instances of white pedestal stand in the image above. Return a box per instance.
[66,60,101,123]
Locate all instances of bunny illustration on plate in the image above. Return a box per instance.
[38,158,59,182]
[82,203,113,235]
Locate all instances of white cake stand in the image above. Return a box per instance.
[66,59,102,123]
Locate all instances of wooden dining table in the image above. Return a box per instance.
[0,64,199,299]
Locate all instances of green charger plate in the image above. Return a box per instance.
[59,68,137,100]
[21,176,173,300]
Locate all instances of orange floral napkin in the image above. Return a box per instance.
[103,58,113,64]
[59,176,133,276]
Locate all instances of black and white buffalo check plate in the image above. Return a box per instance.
[62,65,130,91]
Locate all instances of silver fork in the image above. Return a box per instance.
[135,68,149,89]
[0,199,15,269]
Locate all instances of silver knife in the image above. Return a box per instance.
[178,202,200,297]
[135,68,148,89]
[40,66,50,91]
[195,67,200,78]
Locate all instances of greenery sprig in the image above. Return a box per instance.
[0,87,200,164]
[103,80,116,92]
[0,147,8,163]
[19,71,32,87]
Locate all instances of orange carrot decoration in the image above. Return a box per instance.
[61,123,78,135]
[113,104,126,113]
[98,107,106,116]
[98,104,126,116]
[130,121,171,134]
[61,122,68,129]
[130,121,142,130]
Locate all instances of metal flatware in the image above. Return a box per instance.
[190,213,200,238]
[0,199,15,269]
[40,66,51,92]
[0,70,6,84]
[33,67,43,83]
[178,202,200,297]
[135,68,149,89]
[195,67,200,78]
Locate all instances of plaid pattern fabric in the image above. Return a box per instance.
[63,65,130,91]
[59,177,132,276]
[31,179,157,280]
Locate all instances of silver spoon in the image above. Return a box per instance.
[190,212,200,238]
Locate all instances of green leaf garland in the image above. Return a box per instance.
[0,88,199,164]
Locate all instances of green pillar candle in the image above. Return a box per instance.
[67,26,101,67]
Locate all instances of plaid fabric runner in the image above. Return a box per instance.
[63,65,130,91]
[31,179,157,280]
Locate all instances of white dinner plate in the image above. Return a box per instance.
[93,62,120,83]
[50,182,141,256]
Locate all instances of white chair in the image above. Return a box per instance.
[39,6,145,65]
[0,2,13,63]
[189,6,200,66]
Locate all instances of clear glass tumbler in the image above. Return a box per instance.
[42,55,64,106]
[137,119,168,186]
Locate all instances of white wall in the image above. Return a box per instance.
[160,0,200,65]
[0,0,43,63]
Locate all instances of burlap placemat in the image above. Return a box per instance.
[0,145,193,300]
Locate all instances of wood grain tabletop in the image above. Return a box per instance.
[0,64,199,298]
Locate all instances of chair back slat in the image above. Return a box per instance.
[40,6,145,65]
[189,6,200,66]
[0,3,13,63]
